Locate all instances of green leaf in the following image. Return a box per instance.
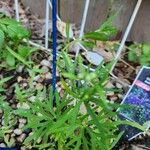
[6,46,30,67]
[6,52,15,67]
[110,131,124,149]
[0,29,4,48]
[84,32,109,41]
[142,44,150,55]
[18,45,30,58]
[128,51,137,62]
[7,24,29,40]
[0,18,19,25]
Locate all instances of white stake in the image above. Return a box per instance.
[14,0,19,21]
[45,0,50,49]
[75,0,90,57]
[110,0,143,73]
[79,0,90,38]
[48,0,61,21]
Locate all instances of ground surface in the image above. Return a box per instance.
[0,0,149,149]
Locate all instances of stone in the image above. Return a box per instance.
[41,66,49,73]
[14,129,22,135]
[84,51,104,66]
[28,96,36,102]
[21,147,26,150]
[105,82,114,88]
[17,65,24,73]
[40,59,51,68]
[116,83,123,89]
[17,133,26,142]
[33,75,40,82]
[22,83,28,88]
[17,103,30,109]
[17,76,23,82]
[19,118,26,124]
[36,83,44,90]
[19,123,25,129]
[118,94,123,99]
[106,91,114,96]
[11,133,15,137]
[45,72,52,79]
[110,96,118,101]
[80,103,87,115]
[0,143,6,147]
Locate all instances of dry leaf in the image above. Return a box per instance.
[57,20,73,38]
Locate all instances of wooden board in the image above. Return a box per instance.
[21,0,150,42]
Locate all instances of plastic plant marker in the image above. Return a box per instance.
[119,66,150,140]
[84,51,104,66]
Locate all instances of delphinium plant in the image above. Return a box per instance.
[0,15,147,149]
[11,51,145,150]
[13,52,121,149]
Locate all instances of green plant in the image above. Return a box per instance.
[12,52,145,150]
[84,15,118,42]
[0,95,17,147]
[0,16,37,68]
[128,43,150,66]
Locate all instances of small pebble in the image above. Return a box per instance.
[33,75,40,82]
[22,83,28,88]
[11,104,16,109]
[37,137,42,144]
[17,76,23,82]
[14,129,22,135]
[45,72,52,79]
[37,113,43,117]
[110,96,118,101]
[41,66,49,73]
[118,94,123,99]
[17,65,24,73]
[105,82,114,88]
[40,59,51,68]
[17,103,30,109]
[106,91,114,96]
[116,83,123,89]
[0,143,6,147]
[28,96,36,102]
[21,146,26,150]
[17,133,26,142]
[19,119,26,124]
[36,83,44,90]
[19,123,25,129]
[11,133,15,137]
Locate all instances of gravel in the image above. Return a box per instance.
[40,59,51,68]
[14,129,22,136]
